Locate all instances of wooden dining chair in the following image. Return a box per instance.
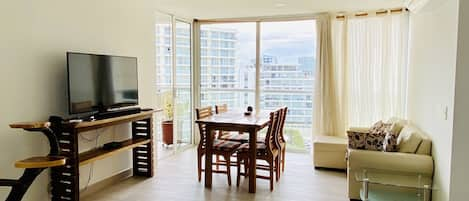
[215,104,228,114]
[196,106,242,186]
[278,107,288,173]
[215,104,249,143]
[236,109,282,191]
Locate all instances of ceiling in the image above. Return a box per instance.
[154,0,408,20]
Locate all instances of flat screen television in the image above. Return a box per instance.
[67,52,138,115]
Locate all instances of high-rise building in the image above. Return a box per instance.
[156,25,241,108]
[298,56,315,73]
[200,27,240,107]
[259,55,314,127]
[155,24,173,90]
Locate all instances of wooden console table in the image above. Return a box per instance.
[50,110,156,201]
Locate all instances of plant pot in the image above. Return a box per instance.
[162,120,173,145]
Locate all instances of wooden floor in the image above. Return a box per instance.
[82,147,347,201]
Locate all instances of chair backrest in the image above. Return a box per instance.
[278,107,288,143]
[264,109,282,155]
[196,106,213,119]
[215,104,228,114]
[195,106,213,149]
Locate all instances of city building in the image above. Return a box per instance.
[200,27,241,108]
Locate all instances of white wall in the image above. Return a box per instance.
[407,0,459,200]
[0,0,160,200]
[449,0,469,200]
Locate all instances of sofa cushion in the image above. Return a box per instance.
[365,121,392,151]
[383,129,399,152]
[416,133,432,155]
[386,117,407,134]
[365,132,385,151]
[313,136,347,169]
[347,131,367,149]
[369,121,389,135]
[314,136,347,152]
[398,126,423,153]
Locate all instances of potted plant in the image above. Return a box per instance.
[161,92,173,145]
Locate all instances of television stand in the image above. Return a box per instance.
[49,109,156,201]
[93,107,141,120]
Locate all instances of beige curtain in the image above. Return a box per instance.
[313,14,348,137]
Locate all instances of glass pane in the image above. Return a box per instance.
[174,20,192,144]
[260,20,317,152]
[200,23,256,110]
[156,15,173,93]
[155,13,174,158]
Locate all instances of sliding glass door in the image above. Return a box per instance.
[174,20,192,145]
[198,20,317,152]
[156,13,193,158]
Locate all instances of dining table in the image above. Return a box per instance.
[195,110,271,193]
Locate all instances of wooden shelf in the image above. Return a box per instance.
[68,109,162,132]
[10,121,51,129]
[79,138,151,166]
[15,156,66,168]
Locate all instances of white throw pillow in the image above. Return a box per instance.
[397,126,423,153]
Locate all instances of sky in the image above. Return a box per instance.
[203,20,317,65]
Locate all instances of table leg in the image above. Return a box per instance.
[248,128,257,193]
[423,185,431,201]
[363,179,369,201]
[205,125,214,188]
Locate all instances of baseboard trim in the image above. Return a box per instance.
[80,168,133,198]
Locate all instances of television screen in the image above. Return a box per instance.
[67,52,138,114]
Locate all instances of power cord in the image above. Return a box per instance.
[48,127,108,197]
[82,129,101,191]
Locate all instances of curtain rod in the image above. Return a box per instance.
[335,7,408,19]
[196,13,324,24]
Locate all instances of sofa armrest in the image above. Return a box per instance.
[347,127,370,133]
[348,149,434,175]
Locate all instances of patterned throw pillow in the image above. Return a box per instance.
[369,121,390,135]
[365,132,385,151]
[365,121,391,151]
[347,131,367,149]
[383,129,399,152]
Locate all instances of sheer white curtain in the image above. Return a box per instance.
[346,13,409,127]
[314,13,409,137]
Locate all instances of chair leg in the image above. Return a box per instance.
[275,156,280,182]
[224,154,231,186]
[269,160,274,191]
[282,147,286,172]
[197,152,202,182]
[244,156,249,178]
[216,154,220,170]
[236,154,241,187]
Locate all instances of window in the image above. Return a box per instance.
[260,20,316,152]
[199,20,317,152]
[200,23,255,109]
